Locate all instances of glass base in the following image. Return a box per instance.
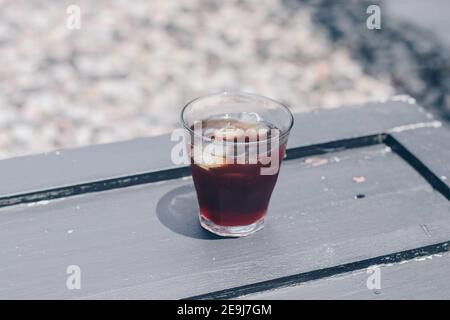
[200,215,264,237]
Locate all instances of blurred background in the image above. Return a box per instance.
[0,0,449,159]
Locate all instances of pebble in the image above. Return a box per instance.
[353,176,366,183]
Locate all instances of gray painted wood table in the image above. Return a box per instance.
[0,101,449,299]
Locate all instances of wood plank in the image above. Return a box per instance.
[0,145,448,299]
[239,252,450,300]
[0,101,431,198]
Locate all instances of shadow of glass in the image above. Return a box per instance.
[156,184,222,240]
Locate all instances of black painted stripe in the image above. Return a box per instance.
[285,134,384,160]
[385,134,450,201]
[185,241,450,300]
[1,133,447,209]
[0,167,192,208]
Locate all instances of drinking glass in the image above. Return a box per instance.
[181,92,294,237]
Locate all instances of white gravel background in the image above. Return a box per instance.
[0,0,395,159]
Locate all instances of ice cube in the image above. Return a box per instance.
[192,141,230,170]
[214,125,246,142]
[238,112,263,124]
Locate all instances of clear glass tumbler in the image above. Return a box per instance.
[181,92,294,237]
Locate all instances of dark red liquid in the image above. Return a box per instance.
[191,157,284,226]
[190,117,286,226]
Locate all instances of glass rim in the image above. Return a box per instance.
[180,91,294,144]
